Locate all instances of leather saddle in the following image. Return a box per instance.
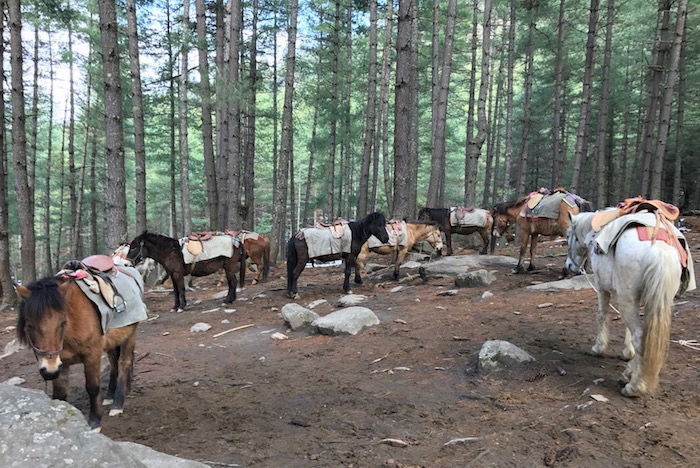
[59,255,125,313]
[591,197,680,232]
[315,219,348,239]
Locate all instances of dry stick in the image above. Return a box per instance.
[213,323,255,338]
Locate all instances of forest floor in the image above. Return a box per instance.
[2,219,700,467]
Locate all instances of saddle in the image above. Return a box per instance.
[186,231,218,256]
[386,219,404,235]
[453,206,475,219]
[314,219,348,239]
[591,197,679,232]
[58,255,126,313]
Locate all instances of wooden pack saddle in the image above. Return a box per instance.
[314,219,348,239]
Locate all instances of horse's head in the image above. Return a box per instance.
[127,231,149,264]
[424,224,444,254]
[491,204,511,238]
[16,279,70,380]
[365,212,390,244]
[564,212,594,275]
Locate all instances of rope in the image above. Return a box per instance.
[580,269,623,316]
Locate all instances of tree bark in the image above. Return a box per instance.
[650,0,686,199]
[67,4,77,256]
[594,0,614,207]
[179,0,193,233]
[570,0,599,193]
[303,46,323,226]
[271,11,279,219]
[340,3,353,218]
[550,0,567,187]
[166,0,178,235]
[9,0,36,281]
[483,37,504,207]
[463,0,478,204]
[672,19,686,207]
[243,0,259,229]
[89,131,98,254]
[501,0,515,201]
[379,0,394,212]
[325,0,341,219]
[516,15,534,195]
[618,52,632,201]
[269,0,298,262]
[0,0,14,308]
[43,33,55,273]
[55,104,68,270]
[225,0,242,228]
[215,0,228,227]
[29,23,38,212]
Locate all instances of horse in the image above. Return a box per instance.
[235,232,271,285]
[491,192,590,273]
[356,221,444,279]
[127,231,245,311]
[564,211,689,397]
[16,279,139,431]
[286,212,390,298]
[417,207,492,255]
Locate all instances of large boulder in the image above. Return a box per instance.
[455,269,496,288]
[478,340,536,371]
[281,303,320,330]
[419,255,517,280]
[526,275,592,292]
[312,307,380,336]
[0,384,207,468]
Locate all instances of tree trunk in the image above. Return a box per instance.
[179,0,192,234]
[379,0,394,212]
[271,11,279,219]
[430,0,439,154]
[516,16,534,195]
[215,0,227,227]
[650,0,686,199]
[325,0,341,219]
[570,0,599,193]
[67,4,78,256]
[89,131,98,254]
[269,0,298,262]
[0,0,14,308]
[29,23,38,212]
[672,19,686,207]
[407,3,418,217]
[357,0,378,217]
[594,0,614,207]
[166,0,178,236]
[618,52,632,201]
[243,0,259,229]
[43,33,55,274]
[550,0,566,187]
[483,37,504,207]
[463,0,479,204]
[225,0,242,228]
[9,0,36,281]
[55,104,69,270]
[465,0,492,206]
[340,3,353,218]
[501,0,515,201]
[303,46,323,226]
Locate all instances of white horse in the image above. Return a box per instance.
[565,211,688,397]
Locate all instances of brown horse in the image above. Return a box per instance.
[356,222,444,279]
[491,194,590,273]
[16,279,139,431]
[127,231,245,311]
[234,232,271,284]
[417,207,493,255]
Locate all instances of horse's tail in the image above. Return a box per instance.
[239,243,247,286]
[639,246,680,393]
[262,237,271,280]
[286,237,297,293]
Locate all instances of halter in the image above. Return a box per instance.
[26,333,63,360]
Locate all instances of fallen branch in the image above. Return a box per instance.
[213,323,255,338]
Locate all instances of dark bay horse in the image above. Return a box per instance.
[417,207,493,255]
[286,212,390,298]
[16,279,139,431]
[127,231,245,311]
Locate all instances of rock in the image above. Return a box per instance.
[336,294,368,307]
[136,258,167,287]
[379,438,409,448]
[481,291,494,299]
[404,252,430,263]
[189,322,212,333]
[390,286,404,293]
[0,338,23,360]
[211,290,228,300]
[312,307,380,336]
[400,261,422,270]
[526,275,592,291]
[443,437,480,446]
[364,263,387,274]
[3,376,25,386]
[437,289,458,296]
[478,340,536,371]
[538,302,554,309]
[224,308,236,314]
[455,269,496,288]
[419,255,517,280]
[0,384,207,468]
[281,303,320,330]
[307,299,328,309]
[271,332,289,340]
[590,394,609,402]
[221,319,230,324]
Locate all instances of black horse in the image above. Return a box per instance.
[127,231,246,311]
[417,207,493,255]
[286,212,390,298]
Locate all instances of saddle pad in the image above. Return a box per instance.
[300,226,352,258]
[181,234,237,265]
[526,193,545,210]
[75,266,148,334]
[450,207,488,228]
[367,220,409,248]
[522,192,567,219]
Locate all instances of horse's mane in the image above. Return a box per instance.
[362,212,387,225]
[493,196,527,214]
[406,219,440,227]
[133,230,180,250]
[16,278,66,346]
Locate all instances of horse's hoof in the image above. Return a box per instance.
[621,383,642,398]
[527,265,536,272]
[109,408,124,417]
[622,349,636,361]
[591,344,605,356]
[176,308,185,313]
[236,287,243,292]
[347,290,353,295]
[512,267,524,274]
[354,278,363,285]
[91,426,102,433]
[102,398,113,406]
[252,280,258,285]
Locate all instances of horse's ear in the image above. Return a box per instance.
[15,284,31,301]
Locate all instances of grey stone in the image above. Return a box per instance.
[0,384,207,468]
[526,275,592,291]
[136,258,167,287]
[404,252,431,263]
[455,269,496,288]
[436,289,459,296]
[336,294,368,307]
[481,291,494,299]
[400,261,422,270]
[363,263,386,274]
[3,376,25,386]
[419,255,517,279]
[306,299,328,309]
[0,338,22,360]
[211,290,228,300]
[478,340,536,371]
[281,303,320,330]
[312,307,380,336]
[189,322,212,333]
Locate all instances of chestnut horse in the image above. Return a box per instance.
[491,195,591,273]
[237,232,271,284]
[127,231,245,311]
[356,222,444,279]
[16,279,139,431]
[417,207,493,255]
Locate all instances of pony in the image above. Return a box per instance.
[286,212,390,298]
[127,231,245,311]
[355,221,444,279]
[16,279,139,431]
[238,233,271,285]
[417,207,493,255]
[565,212,686,397]
[491,193,590,273]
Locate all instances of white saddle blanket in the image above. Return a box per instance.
[450,208,488,227]
[301,227,352,258]
[367,221,409,248]
[522,192,567,219]
[181,235,237,265]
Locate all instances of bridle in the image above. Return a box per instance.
[26,333,63,360]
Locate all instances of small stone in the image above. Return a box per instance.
[435,306,446,311]
[437,289,458,296]
[309,454,319,461]
[236,297,249,302]
[481,291,494,299]
[513,311,522,315]
[478,340,536,371]
[253,294,268,299]
[221,319,230,324]
[390,286,404,293]
[393,367,411,371]
[271,332,289,340]
[337,294,368,307]
[200,308,219,314]
[258,356,266,362]
[282,303,320,330]
[394,319,407,324]
[224,308,236,314]
[193,381,200,387]
[379,438,408,448]
[556,366,567,376]
[590,394,609,402]
[307,299,328,309]
[455,269,496,288]
[3,376,25,386]
[271,307,279,311]
[4,325,16,331]
[443,437,480,446]
[198,344,205,348]
[414,298,420,302]
[190,323,212,333]
[538,303,554,308]
[593,378,604,385]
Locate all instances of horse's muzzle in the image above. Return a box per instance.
[564,258,581,276]
[40,365,62,381]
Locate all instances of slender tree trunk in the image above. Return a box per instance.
[215,0,227,227]
[650,0,686,199]
[270,0,298,262]
[55,104,68,270]
[9,0,36,281]
[67,4,78,256]
[89,132,98,254]
[29,23,38,212]
[166,0,178,235]
[379,0,394,212]
[502,0,515,201]
[516,16,534,195]
[0,0,14,308]
[619,53,632,201]
[672,20,686,207]
[326,0,341,219]
[43,33,55,274]
[341,3,353,219]
[465,0,492,206]
[179,0,193,233]
[225,0,242,227]
[595,0,614,207]
[407,3,418,217]
[463,0,479,203]
[271,11,279,216]
[483,38,504,207]
[243,0,259,229]
[430,0,439,154]
[570,0,600,193]
[303,49,323,225]
[550,0,566,187]
[491,78,505,207]
[126,0,147,234]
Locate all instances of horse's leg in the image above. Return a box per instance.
[479,228,489,255]
[527,233,539,271]
[622,328,635,360]
[343,256,354,293]
[618,297,643,390]
[110,332,137,417]
[253,253,262,285]
[514,231,528,273]
[394,247,407,280]
[224,261,238,303]
[446,230,453,256]
[171,272,186,312]
[591,289,612,355]
[52,364,70,401]
[103,348,120,405]
[83,355,103,431]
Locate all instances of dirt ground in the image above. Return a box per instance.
[2,219,700,467]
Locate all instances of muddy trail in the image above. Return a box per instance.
[2,222,700,467]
